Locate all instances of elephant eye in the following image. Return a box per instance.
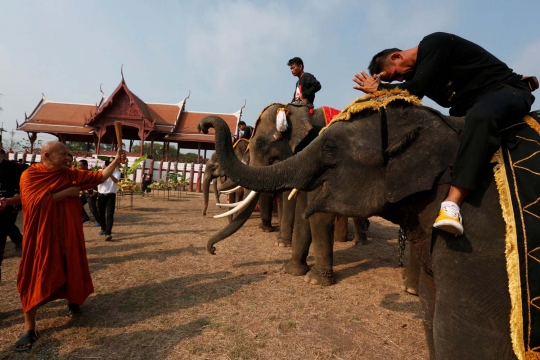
[322,139,338,153]
[256,138,266,150]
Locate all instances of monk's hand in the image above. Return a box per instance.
[115,150,127,164]
[353,71,381,94]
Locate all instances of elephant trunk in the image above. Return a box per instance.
[199,116,323,193]
[206,192,260,254]
[202,172,214,216]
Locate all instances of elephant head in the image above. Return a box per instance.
[202,138,249,216]
[199,102,463,219]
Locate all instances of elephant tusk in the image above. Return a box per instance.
[216,202,242,208]
[288,188,299,201]
[220,185,242,194]
[214,191,258,219]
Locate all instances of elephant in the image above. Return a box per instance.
[198,98,531,358]
[202,103,371,287]
[202,138,248,216]
[202,137,275,229]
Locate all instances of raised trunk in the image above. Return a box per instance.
[199,116,322,193]
[207,192,261,254]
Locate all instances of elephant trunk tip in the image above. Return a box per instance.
[207,244,217,255]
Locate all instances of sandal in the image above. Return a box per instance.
[14,329,39,352]
[68,303,82,318]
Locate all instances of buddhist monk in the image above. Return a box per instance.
[11,141,125,352]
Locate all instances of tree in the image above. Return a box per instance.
[66,141,96,152]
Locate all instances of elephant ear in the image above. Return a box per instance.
[385,109,458,203]
[286,104,313,152]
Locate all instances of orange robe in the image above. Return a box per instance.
[17,164,102,312]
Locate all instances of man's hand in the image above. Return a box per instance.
[353,71,382,94]
[0,197,7,212]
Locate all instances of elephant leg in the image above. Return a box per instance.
[227,192,236,223]
[275,190,296,247]
[352,217,369,245]
[258,193,274,232]
[284,191,310,276]
[277,193,282,227]
[401,244,420,296]
[214,177,222,204]
[304,212,336,286]
[333,215,348,242]
[419,268,436,360]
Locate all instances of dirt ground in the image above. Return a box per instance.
[0,192,428,359]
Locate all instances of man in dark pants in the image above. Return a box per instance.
[97,158,120,241]
[0,149,24,281]
[353,32,536,235]
[78,159,100,225]
[288,57,321,108]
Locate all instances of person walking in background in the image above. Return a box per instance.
[288,56,321,108]
[78,159,100,226]
[141,170,153,196]
[97,158,121,241]
[0,149,24,282]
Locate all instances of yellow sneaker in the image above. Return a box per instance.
[433,206,463,235]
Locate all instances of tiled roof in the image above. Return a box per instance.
[18,78,242,146]
[25,100,96,126]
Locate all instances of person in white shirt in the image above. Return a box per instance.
[97,158,121,241]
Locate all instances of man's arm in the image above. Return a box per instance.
[110,174,119,184]
[0,195,21,211]
[51,187,80,202]
[301,73,321,99]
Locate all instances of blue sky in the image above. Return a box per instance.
[1,0,539,146]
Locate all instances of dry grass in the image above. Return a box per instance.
[0,192,427,359]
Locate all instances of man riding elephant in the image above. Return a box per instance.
[353,32,536,236]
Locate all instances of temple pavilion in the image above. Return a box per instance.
[17,76,242,160]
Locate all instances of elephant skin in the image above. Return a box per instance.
[198,103,518,359]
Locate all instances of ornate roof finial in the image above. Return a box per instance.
[121,64,124,83]
[25,112,28,120]
[241,99,246,110]
[100,83,105,96]
[186,90,191,99]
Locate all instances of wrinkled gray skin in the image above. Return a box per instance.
[202,140,274,227]
[202,103,371,287]
[199,104,516,359]
[202,139,248,216]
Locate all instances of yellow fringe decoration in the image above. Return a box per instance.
[319,88,422,134]
[491,147,526,360]
[527,350,540,360]
[525,115,540,137]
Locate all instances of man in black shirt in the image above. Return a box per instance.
[0,149,25,281]
[288,57,321,108]
[238,121,253,140]
[353,32,535,235]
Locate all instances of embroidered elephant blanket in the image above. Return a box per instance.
[492,111,540,359]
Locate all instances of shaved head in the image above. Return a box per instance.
[41,141,71,170]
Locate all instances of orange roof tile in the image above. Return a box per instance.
[26,101,96,126]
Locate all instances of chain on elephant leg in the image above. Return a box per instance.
[304,266,335,286]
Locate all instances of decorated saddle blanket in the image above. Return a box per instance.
[321,106,341,125]
[492,111,540,359]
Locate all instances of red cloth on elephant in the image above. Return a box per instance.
[17,164,102,312]
[322,106,341,125]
